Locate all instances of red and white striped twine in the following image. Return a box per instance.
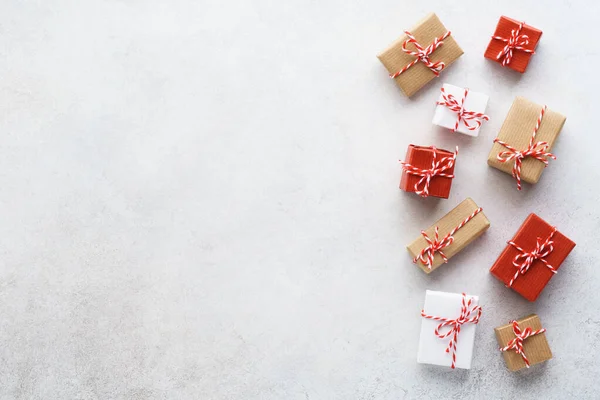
[494,105,556,190]
[437,87,490,132]
[414,207,483,269]
[400,146,458,198]
[500,320,546,368]
[493,21,534,66]
[390,31,452,79]
[421,293,482,369]
[507,227,557,287]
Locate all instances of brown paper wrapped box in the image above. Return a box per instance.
[407,198,490,273]
[488,97,566,185]
[377,13,463,97]
[495,314,552,371]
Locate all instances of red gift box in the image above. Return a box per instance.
[484,16,542,73]
[490,213,575,301]
[399,145,456,199]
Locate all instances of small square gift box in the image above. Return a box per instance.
[495,314,552,371]
[488,97,566,190]
[407,198,490,273]
[418,291,482,369]
[432,84,490,136]
[378,13,463,97]
[399,145,457,199]
[490,213,575,302]
[484,16,542,73]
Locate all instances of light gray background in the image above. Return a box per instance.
[0,0,598,399]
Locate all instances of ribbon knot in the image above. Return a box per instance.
[494,105,556,190]
[390,31,452,79]
[400,146,458,198]
[508,228,557,287]
[493,21,535,66]
[437,87,490,132]
[421,293,482,369]
[500,320,546,368]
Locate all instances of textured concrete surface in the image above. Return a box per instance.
[0,1,598,399]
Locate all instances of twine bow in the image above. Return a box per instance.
[500,320,546,368]
[421,293,482,369]
[400,146,458,198]
[494,105,556,190]
[390,31,452,79]
[493,21,535,66]
[508,227,557,287]
[437,87,490,132]
[414,207,483,269]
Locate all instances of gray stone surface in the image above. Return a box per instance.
[0,1,598,399]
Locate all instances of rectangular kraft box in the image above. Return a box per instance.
[490,213,575,301]
[378,13,463,97]
[400,145,455,199]
[407,198,490,273]
[495,314,552,371]
[488,97,566,184]
[484,16,542,73]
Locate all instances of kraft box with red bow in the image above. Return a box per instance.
[488,97,566,190]
[433,84,490,136]
[378,13,463,97]
[484,16,542,73]
[400,145,457,199]
[418,291,482,369]
[490,213,575,302]
[407,198,490,273]
[495,314,552,371]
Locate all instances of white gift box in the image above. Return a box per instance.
[417,290,481,369]
[432,83,489,137]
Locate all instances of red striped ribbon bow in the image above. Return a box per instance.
[414,207,483,269]
[494,105,556,190]
[421,293,482,369]
[437,87,489,132]
[508,227,557,287]
[400,146,458,198]
[500,320,546,367]
[493,21,535,66]
[390,31,452,79]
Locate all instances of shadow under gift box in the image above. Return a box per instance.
[400,145,455,199]
[495,314,552,371]
[484,16,542,73]
[378,13,463,97]
[490,213,575,302]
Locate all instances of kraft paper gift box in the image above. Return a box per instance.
[490,213,575,302]
[400,145,456,199]
[488,97,566,189]
[378,13,463,97]
[432,83,489,136]
[484,16,542,73]
[418,291,481,369]
[407,198,490,273]
[495,314,552,371]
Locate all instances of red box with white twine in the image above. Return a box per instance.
[490,213,575,302]
[399,145,457,199]
[484,16,542,73]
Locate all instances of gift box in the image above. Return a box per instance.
[490,213,575,302]
[495,314,552,371]
[418,291,481,369]
[400,145,457,199]
[488,97,566,190]
[407,198,490,273]
[378,13,463,97]
[432,83,489,136]
[484,16,542,73]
